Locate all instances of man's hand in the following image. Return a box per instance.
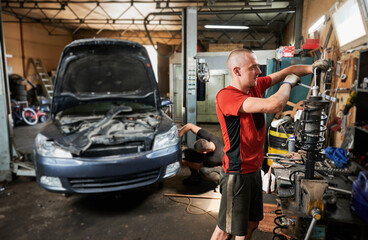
[312,59,329,71]
[283,74,301,88]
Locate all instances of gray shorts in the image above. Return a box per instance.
[217,170,264,236]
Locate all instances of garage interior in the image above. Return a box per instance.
[1,0,368,239]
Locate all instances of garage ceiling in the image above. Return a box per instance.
[1,0,297,48]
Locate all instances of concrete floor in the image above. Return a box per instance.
[0,122,275,240]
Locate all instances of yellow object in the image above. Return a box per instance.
[308,200,324,218]
[269,129,289,138]
[267,147,288,166]
[267,128,292,166]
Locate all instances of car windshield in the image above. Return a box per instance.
[60,53,154,96]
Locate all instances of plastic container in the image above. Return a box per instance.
[288,135,295,153]
[351,171,368,223]
[302,39,320,50]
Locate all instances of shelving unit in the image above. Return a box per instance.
[353,50,368,155]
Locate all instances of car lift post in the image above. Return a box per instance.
[0,6,12,182]
[182,6,197,148]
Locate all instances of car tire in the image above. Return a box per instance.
[62,193,72,197]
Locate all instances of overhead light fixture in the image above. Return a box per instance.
[308,15,326,34]
[204,25,249,30]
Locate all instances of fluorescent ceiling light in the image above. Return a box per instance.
[308,15,326,34]
[204,25,249,29]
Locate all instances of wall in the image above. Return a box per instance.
[283,0,337,47]
[302,0,337,47]
[2,13,73,81]
[283,0,368,147]
[3,14,23,75]
[157,42,173,98]
[282,15,295,46]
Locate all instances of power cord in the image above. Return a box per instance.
[165,194,218,221]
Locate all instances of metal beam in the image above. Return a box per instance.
[182,6,197,148]
[2,0,293,5]
[146,8,296,17]
[294,0,303,49]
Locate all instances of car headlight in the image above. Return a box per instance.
[152,125,179,151]
[35,134,72,158]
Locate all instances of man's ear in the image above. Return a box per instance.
[233,67,241,76]
[210,142,216,151]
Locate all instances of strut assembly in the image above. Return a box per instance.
[296,68,330,179]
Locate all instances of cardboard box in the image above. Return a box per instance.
[208,43,243,52]
[282,46,295,57]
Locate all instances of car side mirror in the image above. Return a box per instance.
[161,98,172,108]
[160,98,172,114]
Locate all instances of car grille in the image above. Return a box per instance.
[68,169,160,192]
[79,141,145,157]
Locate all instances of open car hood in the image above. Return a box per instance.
[52,39,160,116]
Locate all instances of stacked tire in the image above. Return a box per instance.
[9,74,27,101]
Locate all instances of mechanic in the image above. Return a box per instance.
[211,48,328,240]
[179,123,224,185]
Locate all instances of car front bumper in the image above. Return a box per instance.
[34,144,181,194]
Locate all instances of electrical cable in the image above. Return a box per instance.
[165,195,218,221]
[289,170,305,185]
[275,170,305,199]
[144,12,176,58]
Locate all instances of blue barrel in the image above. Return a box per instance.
[351,171,368,223]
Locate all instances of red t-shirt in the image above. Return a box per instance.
[216,76,272,174]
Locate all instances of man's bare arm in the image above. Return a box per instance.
[269,65,312,86]
[239,74,301,114]
[239,84,292,114]
[179,123,201,137]
[269,59,329,86]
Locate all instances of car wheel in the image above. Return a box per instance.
[62,193,72,197]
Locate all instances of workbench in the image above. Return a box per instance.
[273,166,368,239]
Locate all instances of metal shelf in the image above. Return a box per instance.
[357,88,368,93]
[355,126,368,134]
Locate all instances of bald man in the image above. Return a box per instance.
[211,48,328,240]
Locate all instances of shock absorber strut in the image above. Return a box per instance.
[297,69,329,179]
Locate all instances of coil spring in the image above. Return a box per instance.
[297,106,328,152]
[272,209,288,240]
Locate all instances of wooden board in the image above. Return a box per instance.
[259,203,278,233]
[331,92,356,147]
[337,57,358,89]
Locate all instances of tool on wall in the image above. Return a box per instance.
[196,58,210,101]
[196,58,210,83]
[342,82,357,115]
